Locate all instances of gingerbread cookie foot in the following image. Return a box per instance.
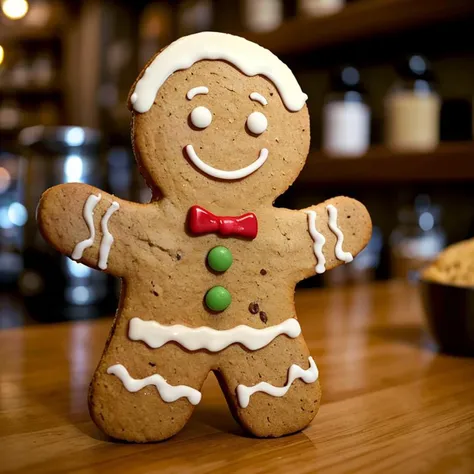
[234,369,321,438]
[89,360,209,442]
[217,339,321,438]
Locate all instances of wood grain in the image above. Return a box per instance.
[1,281,473,473]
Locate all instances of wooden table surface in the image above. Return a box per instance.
[1,281,473,474]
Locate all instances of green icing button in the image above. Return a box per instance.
[207,246,233,272]
[205,286,231,312]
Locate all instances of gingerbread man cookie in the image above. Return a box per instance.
[37,32,372,442]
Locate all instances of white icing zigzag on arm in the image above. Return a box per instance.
[72,193,101,260]
[128,317,302,352]
[107,364,202,405]
[305,210,326,274]
[236,357,319,408]
[98,201,120,270]
[327,204,353,263]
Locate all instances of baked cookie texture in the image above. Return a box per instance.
[422,238,474,287]
[37,32,372,442]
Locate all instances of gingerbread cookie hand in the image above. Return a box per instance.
[279,196,372,281]
[38,183,149,277]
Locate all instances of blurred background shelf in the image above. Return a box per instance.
[0,127,20,137]
[1,0,474,319]
[0,85,62,96]
[0,26,62,44]
[242,0,474,55]
[299,143,474,184]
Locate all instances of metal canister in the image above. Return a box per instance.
[19,126,114,322]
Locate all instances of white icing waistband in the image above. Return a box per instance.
[107,364,201,405]
[131,32,307,114]
[128,317,302,352]
[236,356,318,408]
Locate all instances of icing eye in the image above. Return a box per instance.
[190,106,212,129]
[247,111,267,135]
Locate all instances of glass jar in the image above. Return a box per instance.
[30,53,54,87]
[390,195,446,281]
[323,226,383,287]
[0,151,25,287]
[243,0,282,33]
[177,0,213,36]
[323,66,371,157]
[385,55,441,152]
[299,0,345,17]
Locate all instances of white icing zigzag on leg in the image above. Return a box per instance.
[236,357,319,408]
[107,364,202,405]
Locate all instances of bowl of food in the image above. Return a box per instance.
[420,238,474,357]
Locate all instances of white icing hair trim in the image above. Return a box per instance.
[132,32,307,113]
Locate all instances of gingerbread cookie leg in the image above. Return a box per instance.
[89,307,214,442]
[217,337,320,438]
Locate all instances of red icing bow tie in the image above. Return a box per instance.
[188,205,258,239]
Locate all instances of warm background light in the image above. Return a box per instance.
[2,0,29,20]
[0,45,4,65]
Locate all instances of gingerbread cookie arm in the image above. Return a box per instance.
[37,183,146,277]
[279,196,372,280]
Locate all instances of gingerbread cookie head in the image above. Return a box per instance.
[129,32,310,209]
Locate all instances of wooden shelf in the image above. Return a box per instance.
[242,0,474,55]
[0,26,61,44]
[0,85,62,96]
[0,128,21,150]
[297,143,474,185]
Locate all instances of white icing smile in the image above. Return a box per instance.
[185,144,268,180]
